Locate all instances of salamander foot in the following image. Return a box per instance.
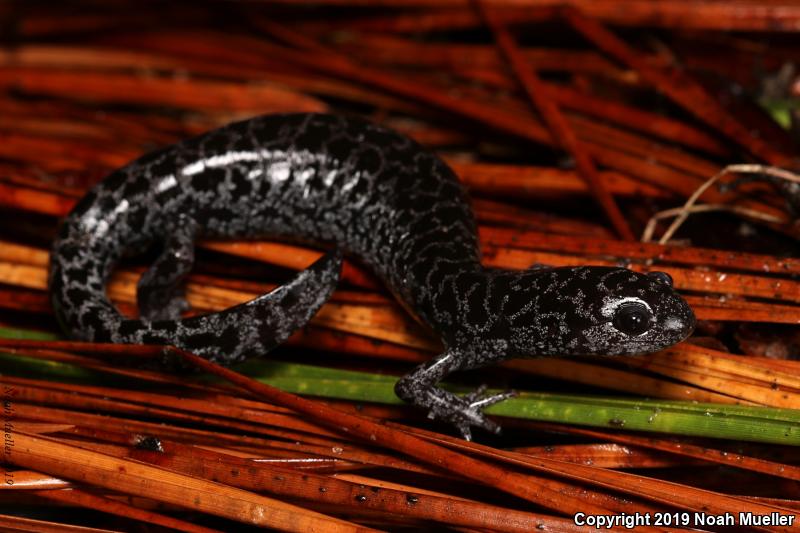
[395,349,517,440]
[426,386,516,441]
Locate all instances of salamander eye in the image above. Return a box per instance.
[612,302,652,336]
[648,271,673,287]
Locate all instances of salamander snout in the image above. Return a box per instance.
[643,270,696,341]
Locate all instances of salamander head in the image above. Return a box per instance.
[501,266,695,356]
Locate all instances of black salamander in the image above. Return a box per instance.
[49,113,696,439]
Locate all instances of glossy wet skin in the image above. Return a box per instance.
[49,113,695,439]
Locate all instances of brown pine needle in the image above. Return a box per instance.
[7,431,374,532]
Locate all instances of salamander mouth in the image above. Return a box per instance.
[617,335,691,353]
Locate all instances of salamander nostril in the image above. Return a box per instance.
[663,316,684,331]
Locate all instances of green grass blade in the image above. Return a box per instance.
[1,327,798,445]
[0,327,111,381]
[0,326,59,341]
[242,361,800,446]
[759,98,797,129]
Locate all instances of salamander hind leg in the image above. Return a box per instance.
[138,215,196,321]
[394,347,516,441]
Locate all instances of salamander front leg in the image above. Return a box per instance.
[394,349,516,441]
[138,216,196,321]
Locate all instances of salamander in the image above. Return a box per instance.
[49,113,696,439]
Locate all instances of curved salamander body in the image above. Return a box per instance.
[50,113,696,439]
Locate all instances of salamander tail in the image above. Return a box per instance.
[50,247,343,366]
[164,248,343,364]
